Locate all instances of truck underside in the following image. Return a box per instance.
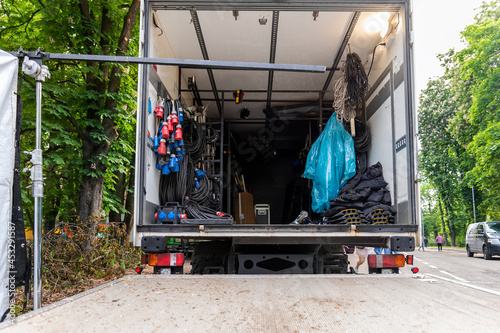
[134,0,418,274]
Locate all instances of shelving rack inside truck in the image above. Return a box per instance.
[134,0,419,274]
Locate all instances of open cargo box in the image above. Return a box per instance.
[134,0,418,252]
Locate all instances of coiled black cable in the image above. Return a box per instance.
[182,118,205,162]
[190,175,211,204]
[184,199,232,220]
[206,179,222,210]
[345,52,369,107]
[159,158,188,205]
[348,118,371,153]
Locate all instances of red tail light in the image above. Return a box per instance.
[135,267,143,274]
[176,253,184,266]
[411,267,419,274]
[406,255,414,265]
[368,254,406,268]
[149,253,185,267]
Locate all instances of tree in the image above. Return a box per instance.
[418,1,500,245]
[454,1,500,219]
[1,0,139,227]
[418,76,466,246]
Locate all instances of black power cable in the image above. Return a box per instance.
[182,118,205,162]
[347,118,371,153]
[345,52,370,107]
[367,43,386,78]
[159,158,188,204]
[184,199,232,220]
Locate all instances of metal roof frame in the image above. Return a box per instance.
[150,0,408,12]
[152,1,407,111]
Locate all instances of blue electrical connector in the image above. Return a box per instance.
[162,164,171,175]
[154,137,159,153]
[195,169,207,179]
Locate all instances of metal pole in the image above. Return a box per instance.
[472,186,477,223]
[22,55,50,310]
[33,79,43,310]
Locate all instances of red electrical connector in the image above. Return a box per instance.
[155,99,164,119]
[161,122,169,138]
[171,110,179,126]
[175,124,183,141]
[167,115,173,132]
[158,139,167,155]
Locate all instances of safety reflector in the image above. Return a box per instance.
[406,255,414,265]
[367,254,406,268]
[148,253,185,267]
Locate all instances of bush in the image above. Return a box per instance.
[24,222,141,308]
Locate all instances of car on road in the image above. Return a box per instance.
[466,222,500,260]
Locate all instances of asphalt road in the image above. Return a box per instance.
[411,246,500,296]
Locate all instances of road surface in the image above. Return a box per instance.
[411,246,500,295]
[1,249,498,332]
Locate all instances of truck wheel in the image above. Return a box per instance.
[466,245,474,257]
[483,245,492,260]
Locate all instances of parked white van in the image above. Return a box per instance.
[466,222,500,260]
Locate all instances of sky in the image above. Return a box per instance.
[412,0,485,97]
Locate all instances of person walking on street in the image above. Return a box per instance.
[352,246,373,273]
[436,234,444,252]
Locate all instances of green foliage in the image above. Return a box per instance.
[455,1,500,219]
[419,1,500,245]
[466,122,500,218]
[1,0,139,225]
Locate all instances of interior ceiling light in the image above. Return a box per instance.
[313,11,319,21]
[233,10,239,21]
[363,12,391,37]
[233,89,244,104]
[259,16,267,25]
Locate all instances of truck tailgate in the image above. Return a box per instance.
[2,274,496,332]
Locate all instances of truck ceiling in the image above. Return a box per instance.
[148,0,409,120]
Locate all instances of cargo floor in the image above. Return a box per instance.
[2,273,498,332]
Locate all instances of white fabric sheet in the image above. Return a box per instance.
[0,50,18,319]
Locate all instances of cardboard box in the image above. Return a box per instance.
[234,192,256,224]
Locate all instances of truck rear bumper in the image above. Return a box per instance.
[136,224,418,248]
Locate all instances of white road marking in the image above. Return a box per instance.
[414,257,423,262]
[427,274,500,297]
[439,270,469,283]
[421,261,429,265]
[416,278,441,283]
[429,265,437,269]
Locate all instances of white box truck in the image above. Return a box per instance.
[133,0,419,275]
